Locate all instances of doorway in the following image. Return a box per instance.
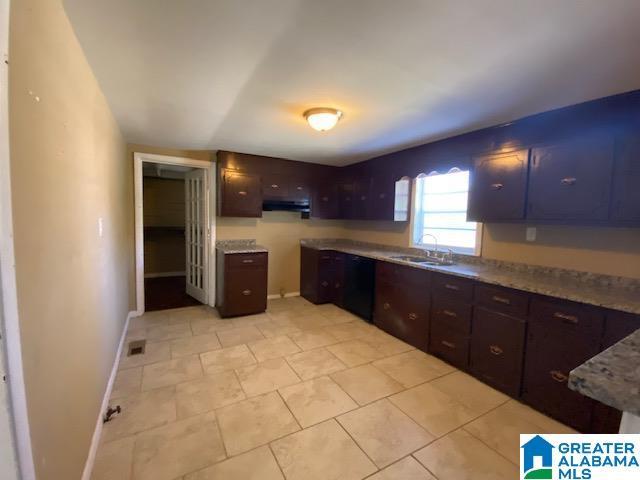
[134,153,215,315]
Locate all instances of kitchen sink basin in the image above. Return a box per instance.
[389,255,454,266]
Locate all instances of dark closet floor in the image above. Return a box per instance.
[144,275,202,311]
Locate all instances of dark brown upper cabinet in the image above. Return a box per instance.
[467,149,529,222]
[527,136,615,222]
[218,168,262,218]
[611,136,640,224]
[262,173,289,200]
[289,177,311,203]
[311,182,340,219]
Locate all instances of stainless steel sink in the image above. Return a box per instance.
[389,255,454,266]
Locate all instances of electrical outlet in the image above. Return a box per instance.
[526,227,537,242]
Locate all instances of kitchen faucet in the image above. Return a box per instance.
[420,233,454,264]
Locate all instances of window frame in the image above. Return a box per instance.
[410,169,482,256]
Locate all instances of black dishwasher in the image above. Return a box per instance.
[343,254,375,321]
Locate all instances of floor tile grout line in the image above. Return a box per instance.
[333,416,382,473]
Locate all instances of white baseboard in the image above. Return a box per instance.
[144,271,185,278]
[81,310,136,480]
[267,292,300,300]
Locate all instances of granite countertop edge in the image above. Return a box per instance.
[300,240,640,315]
[569,329,640,416]
[215,239,268,254]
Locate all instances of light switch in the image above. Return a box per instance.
[526,227,536,242]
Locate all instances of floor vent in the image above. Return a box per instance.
[127,340,146,356]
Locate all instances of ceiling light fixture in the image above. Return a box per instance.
[303,107,343,132]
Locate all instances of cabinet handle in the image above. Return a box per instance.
[360,195,366,200]
[321,256,331,260]
[345,196,351,201]
[489,345,503,356]
[296,186,303,190]
[550,370,568,383]
[383,302,391,310]
[442,309,457,318]
[379,193,386,199]
[553,311,579,324]
[238,191,247,196]
[560,177,577,186]
[408,313,417,320]
[441,340,456,349]
[242,289,252,296]
[271,184,279,188]
[492,295,511,305]
[322,196,329,202]
[321,281,329,287]
[242,259,254,263]
[490,183,504,190]
[444,284,459,291]
[335,282,341,288]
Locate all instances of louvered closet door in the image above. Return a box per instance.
[185,169,208,303]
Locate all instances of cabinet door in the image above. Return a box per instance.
[220,169,262,217]
[399,293,430,352]
[429,322,469,369]
[262,173,289,200]
[374,281,403,337]
[311,183,340,219]
[611,136,640,223]
[528,136,614,221]
[339,183,356,219]
[289,177,311,203]
[470,308,526,397]
[331,252,345,307]
[353,178,372,219]
[522,321,597,431]
[467,149,529,221]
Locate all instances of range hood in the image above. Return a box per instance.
[262,199,310,217]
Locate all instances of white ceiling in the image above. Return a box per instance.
[64,0,640,166]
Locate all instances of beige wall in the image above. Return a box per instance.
[341,220,640,279]
[217,212,344,295]
[9,1,131,478]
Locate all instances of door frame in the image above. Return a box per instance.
[0,0,35,477]
[133,152,216,315]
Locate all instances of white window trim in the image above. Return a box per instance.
[408,174,483,257]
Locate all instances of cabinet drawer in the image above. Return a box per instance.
[226,252,268,268]
[470,308,526,397]
[530,297,604,341]
[432,273,474,302]
[225,269,268,316]
[431,296,472,334]
[377,261,430,289]
[429,323,469,369]
[475,284,529,318]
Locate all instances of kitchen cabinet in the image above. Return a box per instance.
[522,297,605,431]
[311,182,340,219]
[467,149,529,222]
[470,301,527,397]
[300,247,335,304]
[374,262,430,351]
[527,136,615,222]
[429,273,474,368]
[289,177,311,203]
[262,173,289,200]
[591,311,640,433]
[216,251,268,317]
[218,169,262,217]
[611,136,640,224]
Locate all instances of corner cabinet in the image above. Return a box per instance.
[467,149,529,222]
[527,136,615,222]
[218,168,262,218]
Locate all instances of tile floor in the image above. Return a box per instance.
[93,297,575,480]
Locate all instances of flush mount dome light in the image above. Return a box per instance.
[303,107,343,132]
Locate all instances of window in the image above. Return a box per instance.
[412,168,481,255]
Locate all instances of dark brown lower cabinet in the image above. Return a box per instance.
[470,308,526,397]
[216,251,268,317]
[373,262,430,351]
[300,246,345,306]
[430,322,470,369]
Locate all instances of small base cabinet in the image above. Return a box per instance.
[216,251,268,318]
[374,262,430,351]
